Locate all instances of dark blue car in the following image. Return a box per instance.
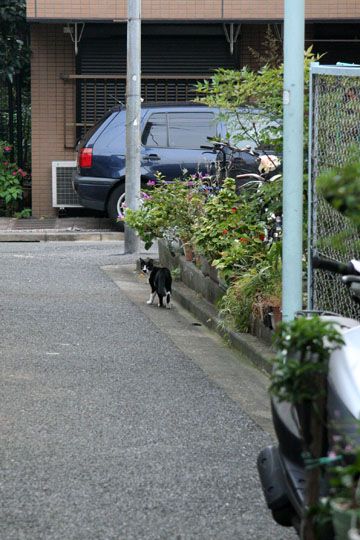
[73,103,257,221]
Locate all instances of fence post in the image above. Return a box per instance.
[282,0,305,321]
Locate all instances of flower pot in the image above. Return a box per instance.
[182,242,194,262]
[331,499,359,540]
[271,305,282,328]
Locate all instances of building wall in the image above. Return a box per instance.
[27,0,360,21]
[31,25,75,217]
[30,22,253,217]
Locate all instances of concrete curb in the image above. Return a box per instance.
[0,231,124,242]
[157,239,273,374]
[172,280,273,375]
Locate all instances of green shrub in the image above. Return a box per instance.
[124,178,206,250]
[0,141,26,216]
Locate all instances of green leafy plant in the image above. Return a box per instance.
[0,1,29,83]
[124,177,206,250]
[14,208,31,218]
[270,316,344,540]
[270,316,344,404]
[195,47,321,152]
[211,236,266,283]
[192,178,263,262]
[218,245,282,332]
[322,443,360,539]
[317,146,360,229]
[248,25,283,69]
[331,451,360,510]
[0,141,26,216]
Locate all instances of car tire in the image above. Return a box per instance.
[107,183,125,231]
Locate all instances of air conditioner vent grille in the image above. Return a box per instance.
[52,161,82,207]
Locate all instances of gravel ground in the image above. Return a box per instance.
[0,242,295,540]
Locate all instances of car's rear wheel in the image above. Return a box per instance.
[107,183,125,231]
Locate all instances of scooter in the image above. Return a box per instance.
[257,253,360,534]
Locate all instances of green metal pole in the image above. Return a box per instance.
[282,0,305,320]
[124,0,141,254]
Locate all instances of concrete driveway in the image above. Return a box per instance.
[0,242,295,539]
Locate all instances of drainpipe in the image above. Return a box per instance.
[124,0,141,254]
[282,0,305,320]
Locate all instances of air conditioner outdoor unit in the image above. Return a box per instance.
[52,161,83,208]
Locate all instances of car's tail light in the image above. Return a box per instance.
[78,147,93,168]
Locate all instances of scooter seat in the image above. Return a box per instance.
[342,275,360,284]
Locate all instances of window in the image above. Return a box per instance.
[168,112,216,149]
[142,113,167,147]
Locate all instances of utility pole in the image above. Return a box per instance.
[282,0,305,320]
[124,0,141,253]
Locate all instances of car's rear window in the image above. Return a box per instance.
[93,110,126,151]
[80,109,119,146]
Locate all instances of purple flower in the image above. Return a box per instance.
[147,180,156,186]
[141,192,151,200]
[187,181,194,187]
[117,212,124,221]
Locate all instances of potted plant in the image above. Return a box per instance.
[270,316,344,540]
[327,445,360,540]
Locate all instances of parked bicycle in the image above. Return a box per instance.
[200,138,281,188]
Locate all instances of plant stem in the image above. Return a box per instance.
[301,390,327,540]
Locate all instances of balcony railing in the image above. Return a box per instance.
[61,74,210,148]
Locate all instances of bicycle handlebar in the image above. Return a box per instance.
[312,253,356,275]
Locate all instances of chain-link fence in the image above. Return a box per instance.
[308,64,360,319]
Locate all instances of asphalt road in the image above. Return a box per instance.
[0,242,295,540]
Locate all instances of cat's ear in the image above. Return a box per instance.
[148,258,153,264]
[140,258,145,264]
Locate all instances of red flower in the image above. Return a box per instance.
[259,234,265,241]
[3,161,8,166]
[18,168,27,178]
[231,207,237,213]
[3,146,12,153]
[222,229,228,235]
[239,237,249,244]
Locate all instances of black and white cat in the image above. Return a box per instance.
[140,258,172,309]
